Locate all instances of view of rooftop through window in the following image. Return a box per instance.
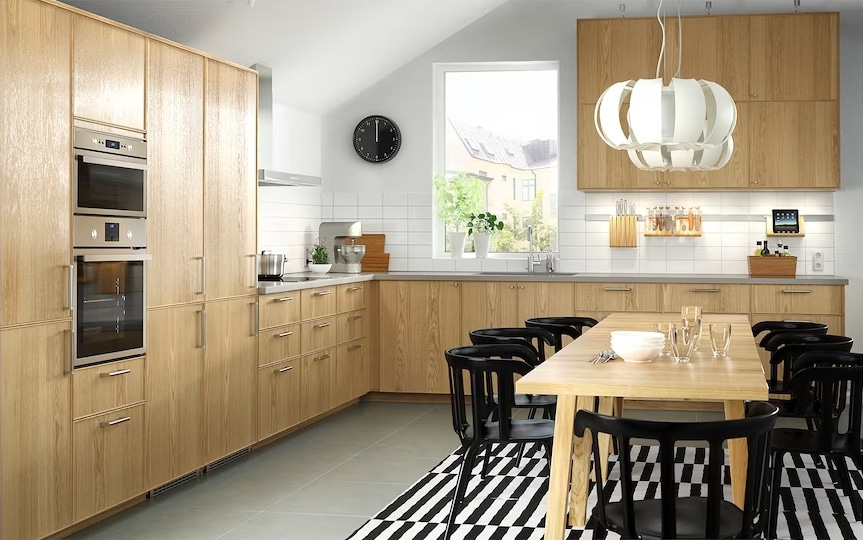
[440,65,559,254]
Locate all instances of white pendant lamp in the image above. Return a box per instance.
[594,0,737,172]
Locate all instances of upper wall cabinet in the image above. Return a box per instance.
[577,18,663,105]
[1,0,72,326]
[749,13,839,101]
[73,15,146,131]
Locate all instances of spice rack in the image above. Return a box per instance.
[644,207,702,237]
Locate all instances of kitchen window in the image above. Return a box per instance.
[432,61,559,256]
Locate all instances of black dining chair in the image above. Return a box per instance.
[574,402,779,540]
[444,344,555,540]
[525,316,598,352]
[751,320,828,346]
[767,363,863,538]
[765,334,853,395]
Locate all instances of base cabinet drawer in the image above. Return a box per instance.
[301,349,335,419]
[302,316,337,353]
[257,358,302,440]
[73,357,145,419]
[575,283,661,312]
[73,404,145,522]
[337,283,366,312]
[661,284,751,313]
[750,285,844,315]
[259,292,301,329]
[301,286,337,320]
[258,323,301,367]
[337,309,368,344]
[335,339,368,405]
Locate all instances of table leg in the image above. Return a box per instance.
[545,394,576,540]
[724,400,748,508]
[597,397,615,482]
[568,395,598,527]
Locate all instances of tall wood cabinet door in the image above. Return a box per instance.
[203,296,257,463]
[204,61,257,299]
[460,282,518,344]
[257,358,302,440]
[147,41,205,308]
[578,103,661,191]
[1,321,73,539]
[73,404,145,522]
[378,281,409,392]
[146,304,205,488]
[577,18,663,105]
[665,16,750,103]
[0,0,72,326]
[334,339,368,406]
[750,101,839,189]
[749,13,839,102]
[302,349,335,419]
[72,15,146,130]
[407,281,461,394]
[518,282,575,354]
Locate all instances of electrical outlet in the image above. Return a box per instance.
[813,251,824,271]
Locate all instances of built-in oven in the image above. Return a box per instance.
[73,128,147,218]
[72,216,149,369]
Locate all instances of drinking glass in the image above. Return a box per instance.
[709,323,732,357]
[654,322,674,357]
[671,324,696,363]
[681,306,703,350]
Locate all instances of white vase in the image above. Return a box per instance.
[473,232,490,258]
[449,231,466,258]
[308,263,331,274]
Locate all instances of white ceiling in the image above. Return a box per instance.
[61,0,861,113]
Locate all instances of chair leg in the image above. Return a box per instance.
[768,451,785,540]
[446,442,483,540]
[832,455,863,522]
[542,440,553,476]
[806,417,817,431]
[481,443,492,479]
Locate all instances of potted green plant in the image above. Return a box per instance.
[467,212,504,258]
[308,239,331,273]
[433,172,483,258]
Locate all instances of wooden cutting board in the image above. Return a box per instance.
[353,234,386,255]
[362,253,390,272]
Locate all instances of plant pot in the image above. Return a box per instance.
[448,231,466,258]
[308,263,332,274]
[473,232,490,258]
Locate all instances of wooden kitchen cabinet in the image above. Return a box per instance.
[750,284,844,316]
[203,296,257,463]
[0,0,72,327]
[73,356,145,420]
[379,281,462,393]
[301,315,337,353]
[749,13,839,102]
[335,339,369,405]
[258,323,301,367]
[146,40,205,308]
[516,282,575,323]
[146,304,205,488]
[1,321,73,540]
[301,285,338,320]
[661,283,751,314]
[258,358,302,440]
[72,15,146,131]
[337,310,369,344]
[73,404,146,522]
[259,291,301,329]
[460,282,518,342]
[337,282,367,312]
[750,101,839,189]
[204,60,257,299]
[302,348,335,419]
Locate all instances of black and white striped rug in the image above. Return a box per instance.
[348,444,863,540]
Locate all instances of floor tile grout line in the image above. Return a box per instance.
[212,404,445,540]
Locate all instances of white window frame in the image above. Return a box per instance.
[432,61,560,259]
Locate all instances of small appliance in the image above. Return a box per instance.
[318,222,366,273]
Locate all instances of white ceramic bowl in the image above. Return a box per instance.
[308,263,332,274]
[610,331,665,344]
[610,342,663,363]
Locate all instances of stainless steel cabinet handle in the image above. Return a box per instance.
[70,328,76,373]
[275,331,293,338]
[313,354,330,361]
[100,416,131,428]
[691,288,721,293]
[196,256,206,295]
[314,322,330,329]
[100,368,131,378]
[454,283,459,287]
[347,286,362,292]
[253,301,259,336]
[348,345,362,351]
[782,289,812,294]
[519,285,526,289]
[276,296,294,302]
[603,287,632,292]
[313,290,331,296]
[275,365,293,373]
[509,285,515,289]
[784,319,812,323]
[348,315,362,321]
[83,154,147,170]
[68,264,75,311]
[200,309,207,349]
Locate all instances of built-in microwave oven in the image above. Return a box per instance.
[73,128,147,218]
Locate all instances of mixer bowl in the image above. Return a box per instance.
[341,244,366,263]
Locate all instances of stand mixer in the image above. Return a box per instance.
[317,221,366,273]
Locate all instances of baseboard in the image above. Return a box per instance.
[46,495,146,539]
[362,392,451,404]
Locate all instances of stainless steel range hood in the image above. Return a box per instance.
[252,63,322,187]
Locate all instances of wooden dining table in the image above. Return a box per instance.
[515,312,769,540]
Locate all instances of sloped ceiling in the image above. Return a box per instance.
[61,0,861,113]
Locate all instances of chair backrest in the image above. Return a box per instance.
[789,364,863,457]
[792,351,862,425]
[525,317,598,351]
[769,335,854,385]
[752,321,828,343]
[573,402,779,539]
[445,344,534,444]
[761,329,834,353]
[468,327,555,363]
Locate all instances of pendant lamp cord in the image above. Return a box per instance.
[654,0,684,80]
[654,0,666,78]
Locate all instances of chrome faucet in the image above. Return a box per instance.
[526,225,542,274]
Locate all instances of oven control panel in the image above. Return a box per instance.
[72,127,147,160]
[73,215,146,249]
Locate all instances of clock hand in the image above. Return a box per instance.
[375,119,379,142]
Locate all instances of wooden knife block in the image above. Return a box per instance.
[609,216,637,248]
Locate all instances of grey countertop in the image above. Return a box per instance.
[258,271,848,294]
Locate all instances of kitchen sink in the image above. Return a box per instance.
[472,272,578,277]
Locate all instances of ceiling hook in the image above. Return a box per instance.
[706,1,712,15]
[620,4,626,18]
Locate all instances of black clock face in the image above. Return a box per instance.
[353,115,401,163]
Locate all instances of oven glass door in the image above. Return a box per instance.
[75,257,145,366]
[75,152,146,217]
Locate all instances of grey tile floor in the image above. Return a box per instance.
[67,403,806,540]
